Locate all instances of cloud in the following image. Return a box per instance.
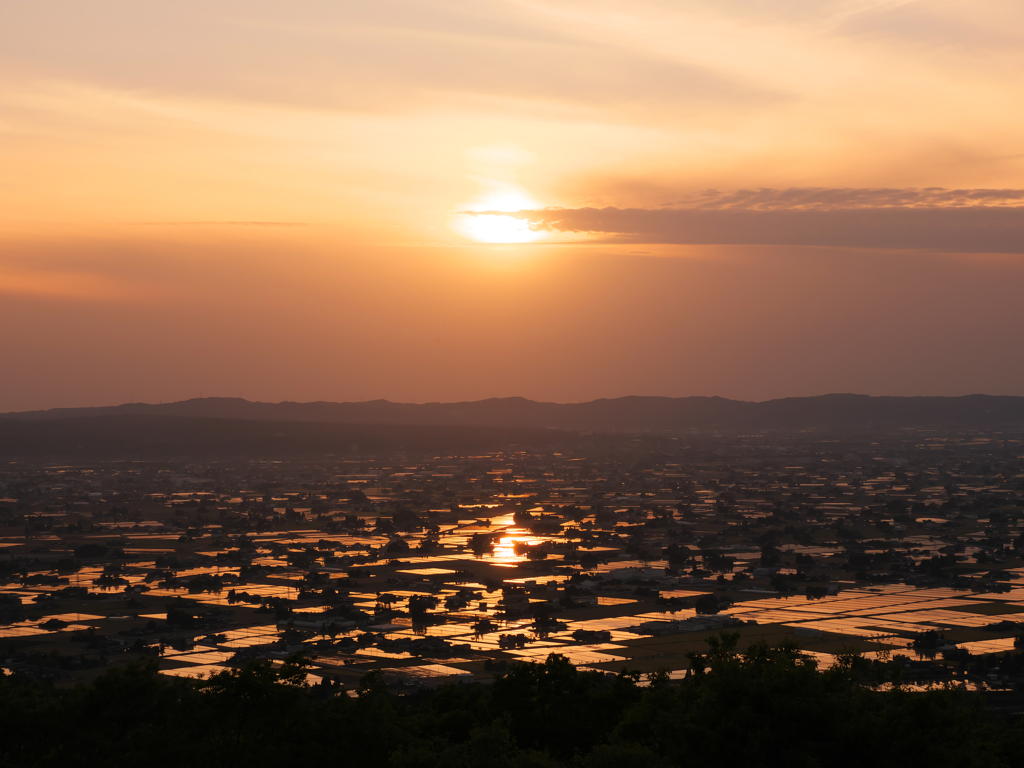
[666,186,1024,210]
[0,1,772,114]
[489,188,1024,252]
[0,266,136,301]
[135,221,310,227]
[835,0,1024,52]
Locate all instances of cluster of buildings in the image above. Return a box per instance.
[2,427,1024,691]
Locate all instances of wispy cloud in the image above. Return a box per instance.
[665,186,1024,210]
[134,221,310,227]
[0,266,137,301]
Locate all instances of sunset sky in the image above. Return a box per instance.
[3,0,1024,411]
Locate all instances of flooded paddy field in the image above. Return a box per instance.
[3,427,1024,694]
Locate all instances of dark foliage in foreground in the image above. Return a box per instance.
[2,635,1023,768]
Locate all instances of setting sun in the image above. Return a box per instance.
[456,213,544,244]
[452,182,547,244]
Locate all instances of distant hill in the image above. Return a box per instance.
[3,394,1024,432]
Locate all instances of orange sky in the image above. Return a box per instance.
[2,1,1024,410]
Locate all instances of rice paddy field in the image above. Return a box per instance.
[3,427,1024,692]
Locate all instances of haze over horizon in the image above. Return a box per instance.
[7,391,1024,415]
[3,1,1024,412]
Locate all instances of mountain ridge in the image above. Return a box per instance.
[3,393,1024,431]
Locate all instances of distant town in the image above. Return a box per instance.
[4,424,1024,696]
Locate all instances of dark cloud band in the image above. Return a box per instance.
[668,186,1024,210]
[495,200,1024,252]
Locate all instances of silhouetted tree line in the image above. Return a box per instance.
[1,634,1023,767]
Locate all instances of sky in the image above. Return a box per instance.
[2,0,1024,411]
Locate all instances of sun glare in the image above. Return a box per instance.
[452,183,548,244]
[456,213,544,243]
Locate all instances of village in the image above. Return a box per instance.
[3,427,1024,696]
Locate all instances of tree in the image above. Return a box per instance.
[694,594,719,614]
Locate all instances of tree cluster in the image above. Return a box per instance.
[2,635,1024,767]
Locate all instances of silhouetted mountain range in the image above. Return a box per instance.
[4,394,1024,431]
